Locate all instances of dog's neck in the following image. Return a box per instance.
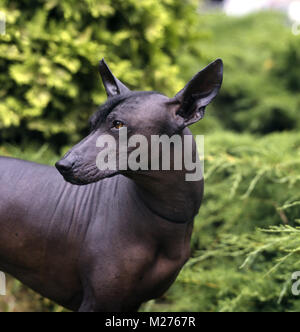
[125,129,203,223]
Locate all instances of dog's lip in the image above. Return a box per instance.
[55,167,82,185]
[62,174,86,186]
[57,168,70,175]
[57,169,74,180]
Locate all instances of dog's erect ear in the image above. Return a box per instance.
[171,59,223,128]
[99,59,131,98]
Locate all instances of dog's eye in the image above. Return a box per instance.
[113,120,124,130]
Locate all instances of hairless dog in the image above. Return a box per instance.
[0,59,223,312]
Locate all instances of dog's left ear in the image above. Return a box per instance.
[99,59,131,98]
[170,59,223,128]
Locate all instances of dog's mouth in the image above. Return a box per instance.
[55,168,86,186]
[62,173,88,186]
[56,164,119,186]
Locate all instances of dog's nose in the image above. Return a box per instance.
[55,158,75,174]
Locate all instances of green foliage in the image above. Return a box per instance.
[1,5,299,143]
[0,276,67,312]
[186,12,300,134]
[0,0,199,147]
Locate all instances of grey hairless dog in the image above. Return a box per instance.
[0,59,223,312]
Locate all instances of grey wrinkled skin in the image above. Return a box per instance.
[0,59,223,312]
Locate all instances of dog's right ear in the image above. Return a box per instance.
[99,59,131,98]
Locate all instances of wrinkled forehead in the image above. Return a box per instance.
[113,92,169,116]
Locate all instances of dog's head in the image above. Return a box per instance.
[56,59,223,185]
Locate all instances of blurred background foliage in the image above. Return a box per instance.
[0,0,198,150]
[1,0,300,312]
